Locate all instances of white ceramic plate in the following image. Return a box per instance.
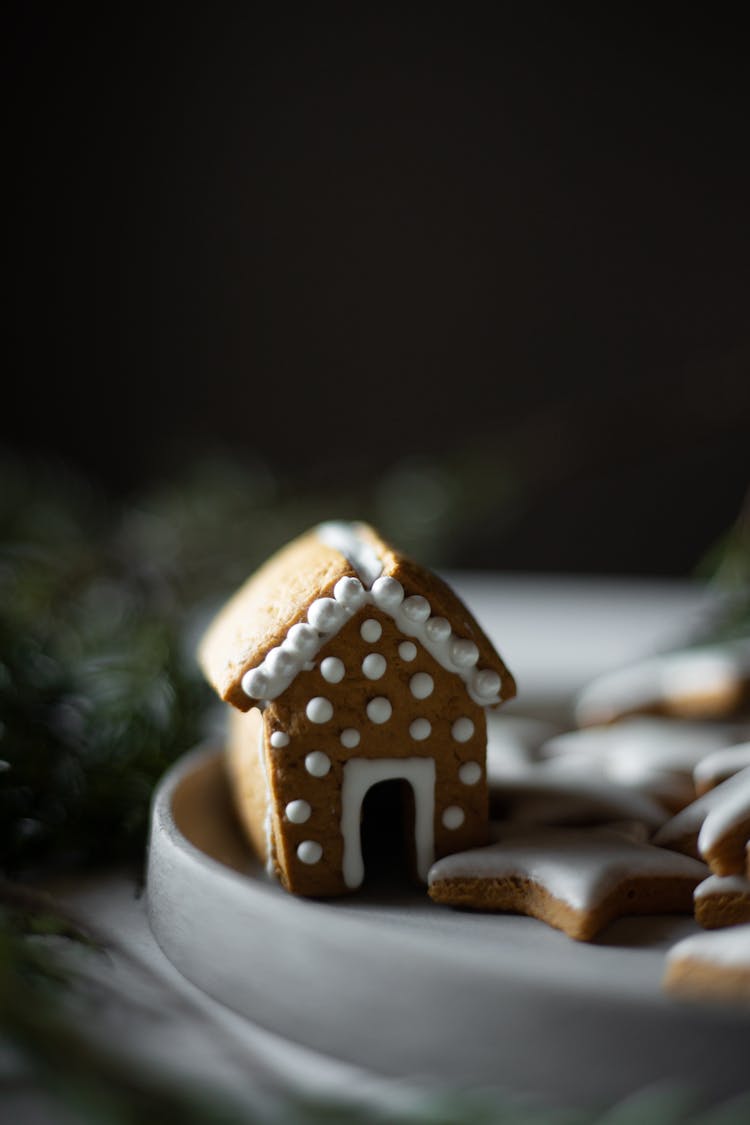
[146,576,748,1110]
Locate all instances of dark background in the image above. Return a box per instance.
[5,7,749,576]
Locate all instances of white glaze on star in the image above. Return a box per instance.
[428,824,708,912]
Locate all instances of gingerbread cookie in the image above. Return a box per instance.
[538,718,737,813]
[198,521,516,897]
[652,765,750,877]
[694,740,750,795]
[487,762,667,831]
[694,873,750,929]
[427,823,707,941]
[574,639,750,728]
[663,924,750,1003]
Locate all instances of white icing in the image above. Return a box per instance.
[259,719,274,876]
[340,757,436,888]
[410,672,434,700]
[694,873,750,900]
[333,575,367,610]
[442,805,465,830]
[340,728,361,748]
[316,521,384,588]
[362,653,387,680]
[366,697,392,724]
[371,575,404,611]
[575,639,750,726]
[307,597,347,633]
[240,523,504,707]
[285,799,312,824]
[459,761,482,786]
[409,718,432,741]
[653,765,750,853]
[270,730,289,748]
[427,824,708,912]
[697,765,750,858]
[401,595,431,623]
[360,618,383,643]
[542,718,739,809]
[320,657,345,684]
[425,616,451,642]
[306,697,333,724]
[694,741,750,791]
[666,923,750,969]
[305,751,331,777]
[297,840,323,865]
[452,717,475,743]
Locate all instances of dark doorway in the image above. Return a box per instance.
[359,779,417,889]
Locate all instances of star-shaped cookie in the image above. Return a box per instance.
[428,823,708,941]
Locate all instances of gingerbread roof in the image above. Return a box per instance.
[198,521,516,713]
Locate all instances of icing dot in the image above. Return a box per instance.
[399,641,417,662]
[360,618,382,643]
[473,669,501,699]
[305,751,331,777]
[286,623,319,657]
[265,647,296,678]
[340,728,360,748]
[442,805,465,830]
[372,576,404,610]
[270,730,290,748]
[366,697,392,724]
[297,840,323,864]
[320,656,345,683]
[451,638,479,668]
[459,761,482,786]
[333,576,366,609]
[401,595,431,623]
[451,717,475,743]
[362,653,387,680]
[241,667,268,699]
[410,672,434,700]
[306,696,333,723]
[308,597,347,632]
[425,616,451,642]
[409,718,432,741]
[285,799,311,823]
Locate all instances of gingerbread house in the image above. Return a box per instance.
[198,521,516,896]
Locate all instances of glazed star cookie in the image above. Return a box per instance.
[694,873,750,929]
[663,924,750,1002]
[694,740,750,796]
[652,765,750,877]
[487,761,667,831]
[574,639,750,727]
[427,823,708,941]
[538,718,738,813]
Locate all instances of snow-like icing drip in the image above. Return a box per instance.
[240,522,503,707]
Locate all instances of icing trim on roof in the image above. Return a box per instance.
[241,522,503,709]
[316,520,385,588]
